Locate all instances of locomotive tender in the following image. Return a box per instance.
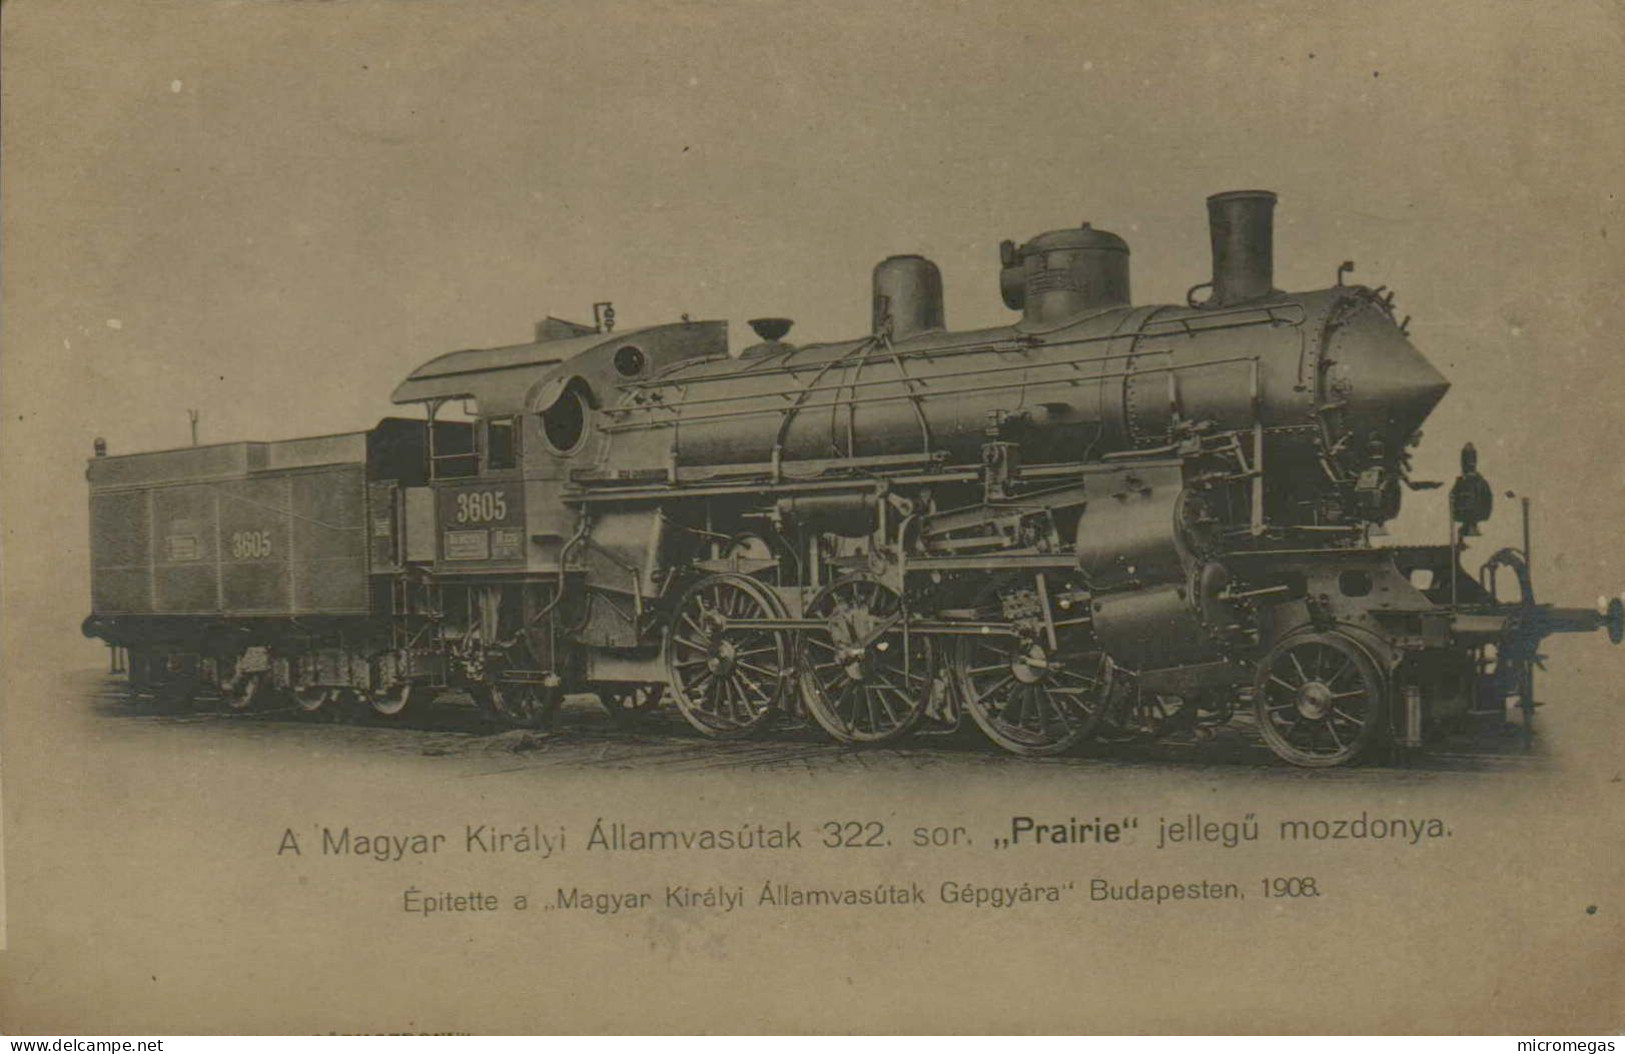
[83,190,1623,766]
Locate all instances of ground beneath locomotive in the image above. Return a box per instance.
[74,669,1541,780]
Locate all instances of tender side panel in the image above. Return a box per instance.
[89,489,153,613]
[152,484,220,613]
[90,463,372,617]
[218,476,295,612]
[291,465,370,612]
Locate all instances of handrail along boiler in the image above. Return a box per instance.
[82,190,1623,765]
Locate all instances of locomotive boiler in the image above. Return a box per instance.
[83,190,1623,766]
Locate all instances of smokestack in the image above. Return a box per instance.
[1206,190,1277,307]
[872,255,945,341]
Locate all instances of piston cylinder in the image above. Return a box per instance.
[1090,584,1216,670]
[1073,463,1196,591]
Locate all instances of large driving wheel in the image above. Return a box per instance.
[955,635,1110,756]
[951,575,1109,757]
[665,573,792,738]
[1253,630,1388,767]
[798,575,934,745]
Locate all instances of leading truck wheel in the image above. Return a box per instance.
[799,575,933,745]
[1253,631,1388,767]
[665,573,792,739]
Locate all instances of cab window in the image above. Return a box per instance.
[429,421,477,480]
[485,416,519,472]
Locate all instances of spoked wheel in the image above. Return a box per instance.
[1253,631,1388,767]
[368,681,434,719]
[665,573,792,738]
[479,681,561,730]
[799,574,933,744]
[598,684,665,723]
[955,635,1110,756]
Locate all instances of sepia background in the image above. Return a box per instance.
[2,0,1622,1034]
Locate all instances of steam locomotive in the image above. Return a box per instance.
[83,190,1623,766]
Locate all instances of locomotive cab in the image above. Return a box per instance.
[382,318,730,714]
[390,318,728,567]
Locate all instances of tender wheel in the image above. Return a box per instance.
[332,687,370,720]
[126,650,155,696]
[955,635,1110,756]
[799,575,933,744]
[665,573,792,738]
[1254,630,1388,767]
[220,671,266,712]
[294,687,336,715]
[136,653,202,710]
[598,684,665,723]
[479,681,560,730]
[369,681,434,718]
[156,674,204,712]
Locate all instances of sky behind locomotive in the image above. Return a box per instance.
[3,0,1623,647]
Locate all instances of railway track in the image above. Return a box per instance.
[83,672,1542,776]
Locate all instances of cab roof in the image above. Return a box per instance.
[390,329,622,412]
[391,322,725,414]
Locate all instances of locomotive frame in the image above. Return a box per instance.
[83,189,1623,767]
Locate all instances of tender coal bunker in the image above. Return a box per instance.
[541,386,587,453]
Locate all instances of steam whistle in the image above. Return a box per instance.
[1449,442,1494,537]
